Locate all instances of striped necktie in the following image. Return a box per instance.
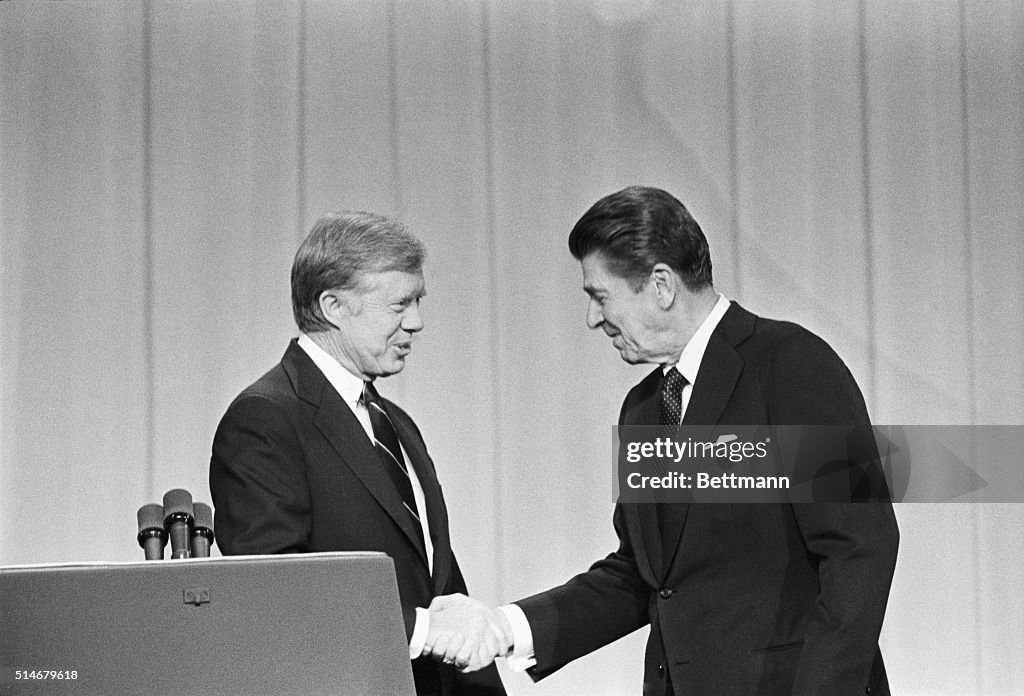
[362,382,425,547]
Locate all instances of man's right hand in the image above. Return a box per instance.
[422,593,512,672]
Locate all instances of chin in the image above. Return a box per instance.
[371,361,405,379]
[617,346,657,365]
[617,350,643,365]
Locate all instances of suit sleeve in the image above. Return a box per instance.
[514,503,651,680]
[769,331,900,696]
[209,394,313,555]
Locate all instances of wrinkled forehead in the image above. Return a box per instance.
[352,268,426,300]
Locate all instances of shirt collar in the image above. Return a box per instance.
[297,333,367,407]
[664,294,731,383]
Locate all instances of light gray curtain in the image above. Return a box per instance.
[2,1,1022,694]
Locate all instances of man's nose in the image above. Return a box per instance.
[403,304,424,332]
[585,298,603,330]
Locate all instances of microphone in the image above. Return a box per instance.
[137,503,168,560]
[162,488,195,559]
[190,502,214,558]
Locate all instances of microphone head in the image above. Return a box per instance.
[137,503,167,556]
[193,502,214,532]
[162,488,194,523]
[137,503,165,534]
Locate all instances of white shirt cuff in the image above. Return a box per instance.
[408,607,429,659]
[499,603,537,671]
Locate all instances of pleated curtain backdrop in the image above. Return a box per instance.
[2,1,1022,694]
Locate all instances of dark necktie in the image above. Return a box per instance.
[660,367,687,427]
[657,367,688,531]
[362,382,425,548]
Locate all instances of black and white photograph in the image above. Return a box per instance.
[1,1,1022,694]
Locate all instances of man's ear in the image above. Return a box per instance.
[649,263,679,310]
[318,289,358,327]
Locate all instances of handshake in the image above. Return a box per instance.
[419,594,515,672]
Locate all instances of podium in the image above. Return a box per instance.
[0,552,415,695]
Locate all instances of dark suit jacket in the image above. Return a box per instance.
[210,339,505,696]
[516,302,899,696]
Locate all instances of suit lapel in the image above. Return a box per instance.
[390,409,453,592]
[681,338,744,427]
[625,486,666,583]
[620,370,668,583]
[659,303,752,576]
[283,340,430,569]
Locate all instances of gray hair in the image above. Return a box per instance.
[291,211,425,332]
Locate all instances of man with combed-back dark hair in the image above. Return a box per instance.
[210,211,507,696]
[567,185,713,293]
[425,187,899,696]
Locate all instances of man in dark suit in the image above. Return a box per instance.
[210,211,506,696]
[426,187,899,695]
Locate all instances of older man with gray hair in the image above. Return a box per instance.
[210,211,507,696]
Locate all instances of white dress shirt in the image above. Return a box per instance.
[664,293,731,417]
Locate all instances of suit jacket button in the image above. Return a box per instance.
[865,688,872,695]
[657,663,664,675]
[659,588,673,599]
